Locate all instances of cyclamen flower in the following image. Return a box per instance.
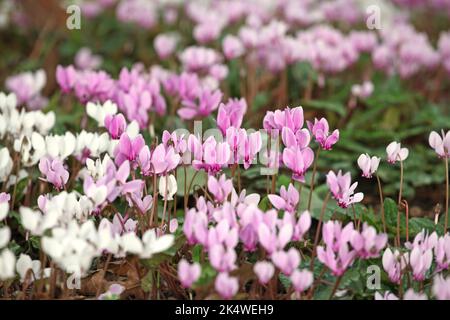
[350,223,388,259]
[222,35,245,60]
[434,234,450,271]
[154,34,178,60]
[209,244,237,273]
[139,144,180,176]
[188,135,231,175]
[357,154,380,178]
[158,174,177,201]
[114,133,145,166]
[268,183,299,214]
[271,248,301,276]
[216,98,247,135]
[283,146,314,182]
[75,47,102,70]
[433,274,450,300]
[258,222,293,255]
[326,170,364,208]
[382,248,409,284]
[98,284,125,300]
[410,246,433,281]
[239,131,262,169]
[208,174,233,203]
[253,261,275,284]
[290,269,313,293]
[178,259,201,288]
[6,69,47,110]
[215,272,238,299]
[429,130,450,158]
[386,141,409,163]
[38,157,69,190]
[104,114,127,139]
[307,118,339,150]
[56,65,77,94]
[178,88,222,120]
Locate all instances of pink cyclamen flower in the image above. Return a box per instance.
[317,241,356,276]
[56,65,78,93]
[382,248,409,284]
[429,130,450,158]
[222,35,245,59]
[307,118,339,150]
[216,98,247,135]
[151,144,180,175]
[432,274,450,300]
[434,234,450,271]
[386,141,409,163]
[178,259,201,288]
[258,222,293,255]
[268,183,299,214]
[38,157,69,190]
[326,170,364,208]
[410,246,433,281]
[208,174,233,203]
[215,272,239,299]
[188,135,231,175]
[293,211,311,241]
[350,223,387,259]
[290,269,313,293]
[253,261,275,285]
[282,146,314,182]
[75,47,102,70]
[114,133,145,166]
[239,131,262,169]
[178,88,223,120]
[271,248,301,276]
[357,154,380,178]
[104,113,127,139]
[154,34,178,60]
[209,244,237,272]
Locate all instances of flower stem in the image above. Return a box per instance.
[445,158,449,231]
[398,160,404,206]
[309,192,330,271]
[329,274,343,300]
[376,174,387,233]
[308,148,321,211]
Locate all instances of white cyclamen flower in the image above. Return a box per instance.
[158,174,177,200]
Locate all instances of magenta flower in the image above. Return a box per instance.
[326,170,364,208]
[178,259,201,288]
[429,130,450,158]
[56,65,77,94]
[282,146,314,182]
[104,113,127,139]
[74,70,115,104]
[215,272,238,299]
[75,47,102,70]
[350,223,387,259]
[307,118,339,150]
[434,234,450,271]
[138,144,180,176]
[178,88,222,120]
[208,174,233,203]
[6,69,47,110]
[38,157,69,190]
[268,183,299,214]
[239,131,262,169]
[253,261,275,285]
[281,126,311,149]
[263,107,305,132]
[216,98,247,135]
[162,131,187,155]
[433,274,450,300]
[293,211,311,241]
[188,135,231,175]
[258,222,293,255]
[114,133,145,166]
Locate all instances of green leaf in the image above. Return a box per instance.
[176,167,207,196]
